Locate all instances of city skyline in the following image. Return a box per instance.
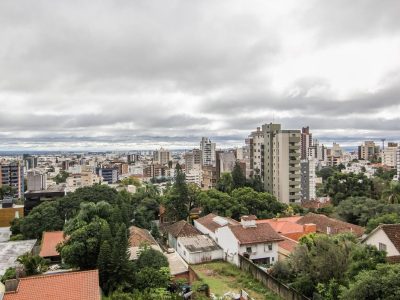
[1,0,400,150]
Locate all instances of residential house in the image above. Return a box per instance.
[362,224,400,263]
[297,213,364,237]
[195,214,284,266]
[0,240,36,276]
[176,235,223,264]
[128,226,162,260]
[3,270,101,300]
[277,236,298,261]
[194,213,240,241]
[39,231,65,262]
[256,216,316,241]
[163,220,200,250]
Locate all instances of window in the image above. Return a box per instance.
[379,243,387,252]
[246,247,252,253]
[265,243,273,251]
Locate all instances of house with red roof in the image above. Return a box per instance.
[3,270,101,300]
[362,224,400,263]
[257,217,316,241]
[39,231,65,262]
[200,215,283,266]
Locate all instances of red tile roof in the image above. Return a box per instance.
[257,219,305,234]
[195,213,240,233]
[129,226,157,247]
[164,220,200,238]
[39,231,65,258]
[278,236,298,253]
[296,213,364,237]
[229,223,284,245]
[4,270,101,300]
[380,224,400,252]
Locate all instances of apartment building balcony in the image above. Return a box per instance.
[289,159,300,164]
[289,174,301,179]
[289,187,301,193]
[289,167,300,172]
[289,145,299,150]
[289,137,300,143]
[289,152,301,157]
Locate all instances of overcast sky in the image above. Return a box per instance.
[1,0,400,150]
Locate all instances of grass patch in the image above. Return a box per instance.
[192,261,281,300]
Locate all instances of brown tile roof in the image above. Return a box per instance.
[296,213,364,237]
[129,226,157,247]
[241,215,257,221]
[381,224,400,252]
[229,223,284,245]
[39,231,65,258]
[4,270,101,300]
[278,236,298,253]
[195,213,240,233]
[164,220,200,238]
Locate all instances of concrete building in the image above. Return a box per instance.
[300,158,316,201]
[262,123,301,203]
[217,152,236,176]
[201,165,217,190]
[96,167,119,184]
[381,143,398,168]
[0,162,24,199]
[397,147,400,181]
[358,141,380,161]
[27,170,47,192]
[200,137,216,167]
[153,148,171,166]
[66,172,102,192]
[185,169,202,187]
[176,235,223,264]
[184,149,202,173]
[249,127,264,180]
[300,127,312,160]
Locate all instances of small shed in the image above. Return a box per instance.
[177,235,223,264]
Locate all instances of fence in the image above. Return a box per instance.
[238,255,311,300]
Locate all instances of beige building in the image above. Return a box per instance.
[263,123,301,204]
[153,148,171,166]
[358,141,380,161]
[381,144,398,168]
[249,127,264,180]
[66,171,102,192]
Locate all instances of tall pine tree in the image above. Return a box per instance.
[97,240,112,294]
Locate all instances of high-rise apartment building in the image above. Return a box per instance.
[200,137,216,167]
[96,167,119,184]
[262,123,301,203]
[358,141,380,161]
[382,143,398,168]
[184,149,202,172]
[0,162,25,198]
[27,170,47,191]
[153,148,171,166]
[300,127,312,160]
[300,158,316,201]
[249,127,264,180]
[397,147,400,181]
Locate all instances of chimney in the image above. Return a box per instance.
[303,223,316,234]
[241,215,257,228]
[5,279,19,292]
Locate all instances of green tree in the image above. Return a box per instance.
[97,240,113,293]
[17,201,64,239]
[54,170,69,184]
[1,267,16,283]
[382,181,400,204]
[340,264,400,300]
[198,189,245,219]
[231,162,246,189]
[136,248,168,270]
[135,267,171,290]
[374,167,397,181]
[317,167,336,181]
[17,253,48,276]
[216,172,233,194]
[366,213,400,233]
[164,164,189,220]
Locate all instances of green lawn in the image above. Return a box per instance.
[192,261,281,300]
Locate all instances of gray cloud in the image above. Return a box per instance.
[0,0,399,150]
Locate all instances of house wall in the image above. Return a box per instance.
[363,229,400,257]
[215,226,240,265]
[238,242,278,265]
[177,240,223,264]
[168,233,177,249]
[193,221,216,240]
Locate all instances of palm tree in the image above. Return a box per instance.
[382,182,400,204]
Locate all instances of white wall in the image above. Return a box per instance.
[238,242,278,265]
[364,229,400,257]
[193,221,216,241]
[215,226,240,265]
[177,241,223,264]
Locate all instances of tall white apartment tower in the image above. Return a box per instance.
[249,127,264,180]
[200,137,216,167]
[262,123,301,204]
